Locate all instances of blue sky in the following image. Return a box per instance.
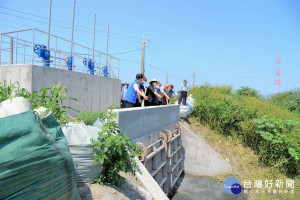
[0,0,299,96]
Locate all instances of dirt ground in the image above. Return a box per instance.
[78,172,154,200]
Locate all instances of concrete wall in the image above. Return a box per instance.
[180,123,232,176]
[116,105,179,142]
[0,64,121,116]
[115,105,183,195]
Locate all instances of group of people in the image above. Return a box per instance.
[121,73,190,109]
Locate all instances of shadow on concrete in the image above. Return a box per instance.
[168,171,186,199]
[181,118,191,125]
[78,178,145,200]
[78,183,93,200]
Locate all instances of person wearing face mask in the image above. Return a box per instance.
[145,79,161,107]
[135,75,147,107]
[153,81,162,105]
[122,74,148,108]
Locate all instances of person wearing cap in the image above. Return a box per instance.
[178,80,190,105]
[145,79,161,106]
[153,81,162,105]
[167,84,177,99]
[123,74,148,108]
[162,83,171,105]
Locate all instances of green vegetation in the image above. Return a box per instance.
[91,110,141,186]
[76,111,107,125]
[235,86,263,99]
[191,84,300,175]
[267,89,300,114]
[0,81,77,125]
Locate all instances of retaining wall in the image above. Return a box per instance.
[180,123,232,176]
[0,64,121,116]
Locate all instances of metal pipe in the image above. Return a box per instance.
[23,41,25,64]
[70,0,76,70]
[32,28,35,64]
[87,49,89,73]
[99,53,101,76]
[0,28,33,35]
[106,23,109,66]
[0,34,2,64]
[92,14,96,62]
[54,36,57,68]
[10,37,13,64]
[15,32,18,64]
[47,0,52,49]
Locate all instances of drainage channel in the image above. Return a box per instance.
[169,173,246,200]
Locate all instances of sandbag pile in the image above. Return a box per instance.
[0,97,80,199]
[178,95,195,118]
[62,119,103,186]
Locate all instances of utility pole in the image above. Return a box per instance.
[193,68,195,87]
[106,23,109,66]
[47,0,52,49]
[92,14,96,62]
[166,73,168,84]
[139,34,150,74]
[70,0,76,70]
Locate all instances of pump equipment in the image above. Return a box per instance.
[83,58,95,75]
[102,66,109,77]
[33,44,52,67]
[65,57,73,71]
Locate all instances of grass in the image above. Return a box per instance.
[183,117,300,200]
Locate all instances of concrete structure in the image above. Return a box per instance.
[0,64,121,116]
[115,106,232,197]
[136,158,169,200]
[116,105,179,142]
[116,105,184,195]
[180,123,232,176]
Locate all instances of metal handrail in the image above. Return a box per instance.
[0,28,120,79]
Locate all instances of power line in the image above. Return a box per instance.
[0,11,139,43]
[151,41,187,66]
[147,45,185,71]
[109,48,142,55]
[0,5,141,40]
[119,58,186,79]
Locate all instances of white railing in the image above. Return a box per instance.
[0,28,120,79]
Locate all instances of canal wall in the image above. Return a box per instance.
[180,123,232,176]
[115,105,183,195]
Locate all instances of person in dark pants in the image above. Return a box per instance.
[134,75,147,107]
[162,84,170,105]
[122,74,148,108]
[145,79,161,106]
[178,80,190,105]
[153,81,162,105]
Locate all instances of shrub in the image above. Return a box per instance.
[235,86,261,98]
[0,81,77,125]
[91,110,142,186]
[76,111,106,125]
[191,85,300,175]
[267,89,300,114]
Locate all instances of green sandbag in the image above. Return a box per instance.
[0,111,80,200]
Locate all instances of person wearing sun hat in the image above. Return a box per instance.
[145,78,162,106]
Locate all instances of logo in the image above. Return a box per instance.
[224,177,242,194]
